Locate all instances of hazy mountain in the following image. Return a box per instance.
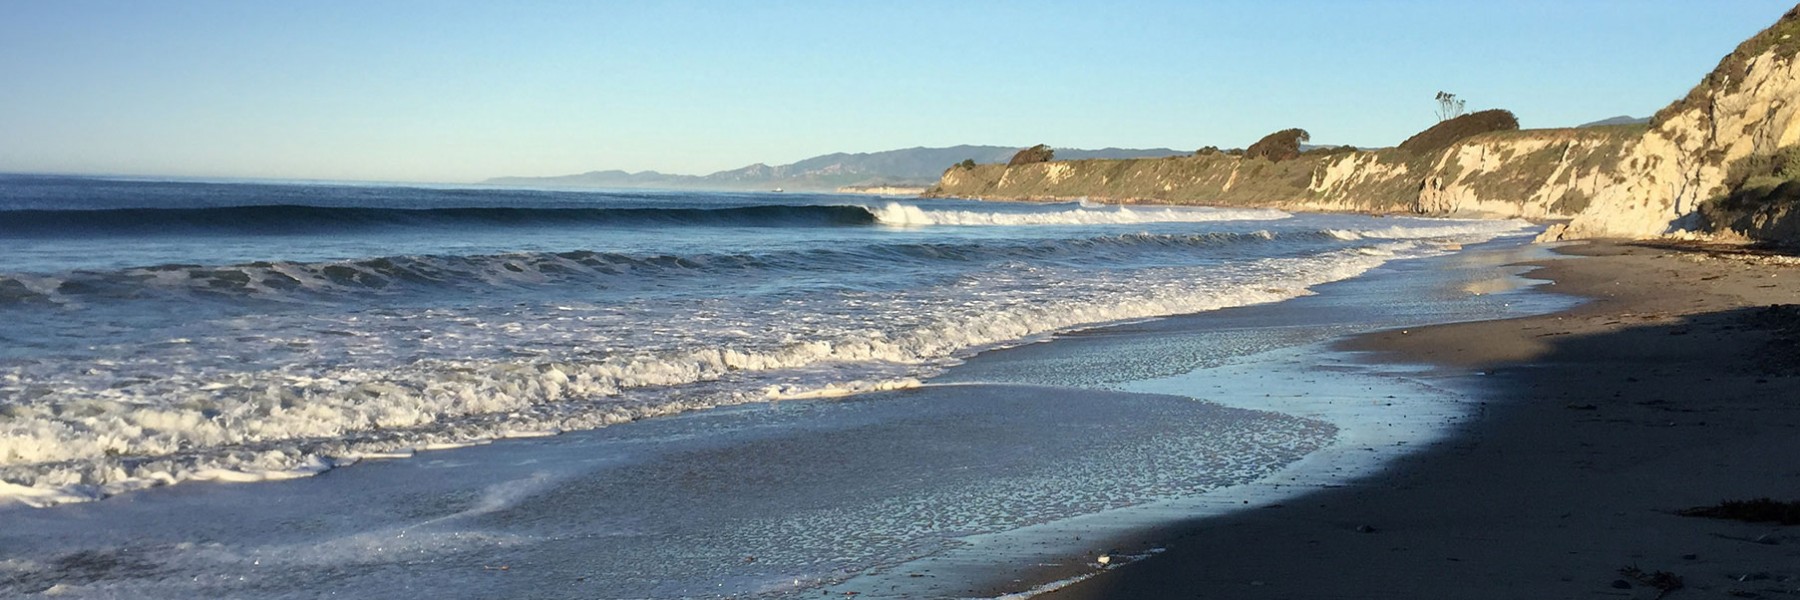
[1578,115,1650,128]
[483,145,1189,191]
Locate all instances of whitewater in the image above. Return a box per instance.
[0,175,1534,507]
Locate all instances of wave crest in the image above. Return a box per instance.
[869,202,1289,226]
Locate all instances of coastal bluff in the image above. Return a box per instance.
[927,6,1800,245]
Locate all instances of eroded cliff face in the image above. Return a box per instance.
[929,129,1645,230]
[927,7,1800,244]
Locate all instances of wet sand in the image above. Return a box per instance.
[1038,241,1800,599]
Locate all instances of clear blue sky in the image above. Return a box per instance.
[2,1,1794,183]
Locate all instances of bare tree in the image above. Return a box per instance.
[1435,91,1467,122]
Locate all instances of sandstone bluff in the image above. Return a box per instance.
[928,6,1800,245]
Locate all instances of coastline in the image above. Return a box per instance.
[0,226,1572,598]
[1035,240,1800,598]
[826,234,1576,597]
[11,232,1796,598]
[918,5,1800,248]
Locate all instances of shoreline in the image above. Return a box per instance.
[826,234,1576,597]
[0,230,1571,598]
[13,234,1794,598]
[1034,240,1800,598]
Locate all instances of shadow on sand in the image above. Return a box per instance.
[1047,304,1800,599]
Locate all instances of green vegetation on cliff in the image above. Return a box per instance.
[1397,110,1520,156]
[1245,129,1310,162]
[928,120,1640,221]
[1700,145,1800,241]
[1008,145,1055,166]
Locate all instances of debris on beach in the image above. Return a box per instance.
[1679,498,1800,525]
[1618,565,1684,597]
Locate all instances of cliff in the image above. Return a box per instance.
[927,6,1800,245]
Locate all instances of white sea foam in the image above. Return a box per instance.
[869,202,1289,226]
[1326,218,1534,240]
[0,216,1534,506]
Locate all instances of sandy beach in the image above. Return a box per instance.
[1037,240,1800,599]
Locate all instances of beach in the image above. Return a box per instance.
[1033,241,1800,599]
[1,179,1569,598]
[7,179,1799,599]
[11,2,1800,598]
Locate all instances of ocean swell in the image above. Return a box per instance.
[0,204,881,237]
[0,230,1347,307]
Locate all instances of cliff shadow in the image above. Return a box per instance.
[1040,304,1800,599]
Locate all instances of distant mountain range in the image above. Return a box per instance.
[482,145,1189,191]
[1578,115,1650,128]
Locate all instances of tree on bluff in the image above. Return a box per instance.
[1397,109,1519,156]
[1435,91,1468,122]
[1008,144,1055,166]
[1244,128,1310,162]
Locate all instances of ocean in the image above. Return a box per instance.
[0,175,1559,597]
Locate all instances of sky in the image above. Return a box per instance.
[2,1,1796,184]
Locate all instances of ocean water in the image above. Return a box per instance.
[0,174,1531,509]
[0,175,1573,598]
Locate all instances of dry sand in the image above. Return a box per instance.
[1040,241,1800,599]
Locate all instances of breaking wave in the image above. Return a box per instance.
[0,204,882,237]
[0,230,1352,307]
[0,201,1289,238]
[869,202,1289,226]
[0,244,1424,506]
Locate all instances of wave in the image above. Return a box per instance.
[0,220,1530,308]
[0,204,881,237]
[869,202,1289,226]
[1325,218,1534,240]
[0,220,1543,505]
[0,201,1292,237]
[0,244,1427,506]
[0,231,1321,307]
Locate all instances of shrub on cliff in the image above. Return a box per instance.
[1009,145,1055,166]
[1699,178,1800,241]
[1724,145,1800,191]
[1396,109,1519,156]
[956,158,977,170]
[1195,146,1221,156]
[1244,129,1310,162]
[1698,144,1800,242]
[1303,145,1359,156]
